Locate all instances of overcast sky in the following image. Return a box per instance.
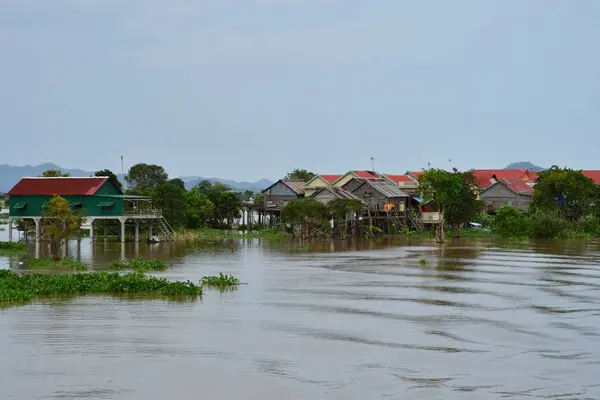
[1,1,599,181]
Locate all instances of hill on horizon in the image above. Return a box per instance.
[0,163,273,193]
[505,161,544,171]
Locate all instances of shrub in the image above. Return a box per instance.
[526,210,569,239]
[493,205,528,238]
[201,273,242,288]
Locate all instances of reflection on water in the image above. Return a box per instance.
[1,236,600,399]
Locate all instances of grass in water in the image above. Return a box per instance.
[28,257,89,271]
[201,272,242,288]
[0,241,27,255]
[109,258,170,272]
[173,228,290,243]
[0,270,202,305]
[419,258,429,266]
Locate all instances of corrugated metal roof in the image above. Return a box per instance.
[8,177,109,196]
[281,179,306,195]
[358,179,409,198]
[501,179,534,194]
[313,187,361,200]
[353,170,380,179]
[472,169,535,188]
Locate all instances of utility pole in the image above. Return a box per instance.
[121,156,126,190]
[370,157,375,173]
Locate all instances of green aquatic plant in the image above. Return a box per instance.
[28,256,88,271]
[0,270,202,305]
[419,258,429,266]
[201,272,242,288]
[109,258,169,272]
[0,241,27,255]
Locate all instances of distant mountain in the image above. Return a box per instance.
[505,161,544,172]
[0,163,273,193]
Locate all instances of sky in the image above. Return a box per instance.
[1,0,599,181]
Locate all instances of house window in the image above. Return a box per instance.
[13,202,27,210]
[71,203,82,211]
[98,201,114,208]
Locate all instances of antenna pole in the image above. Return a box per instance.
[371,157,375,173]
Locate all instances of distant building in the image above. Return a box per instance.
[6,177,171,242]
[261,179,305,210]
[303,174,342,197]
[311,187,361,204]
[479,179,534,213]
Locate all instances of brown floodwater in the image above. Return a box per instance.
[1,236,600,399]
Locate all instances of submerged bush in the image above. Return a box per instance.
[201,272,242,288]
[109,258,169,272]
[493,205,528,238]
[0,270,202,304]
[527,210,569,239]
[28,256,88,271]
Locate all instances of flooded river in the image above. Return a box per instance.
[1,236,600,399]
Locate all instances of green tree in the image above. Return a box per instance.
[168,178,186,190]
[40,195,82,258]
[444,172,483,238]
[186,189,215,229]
[125,163,168,193]
[94,169,123,192]
[285,169,315,182]
[41,169,70,177]
[493,205,528,238]
[419,169,465,242]
[152,181,188,228]
[531,166,598,219]
[328,198,364,238]
[282,197,330,238]
[195,180,214,195]
[207,191,241,228]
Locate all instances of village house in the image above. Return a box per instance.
[303,174,341,197]
[261,179,305,210]
[479,179,535,213]
[311,187,361,204]
[382,174,419,191]
[582,170,600,184]
[471,169,537,190]
[331,170,380,188]
[6,177,172,242]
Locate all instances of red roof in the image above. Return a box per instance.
[499,179,534,194]
[408,171,423,179]
[320,174,342,184]
[8,177,110,196]
[352,170,380,179]
[384,174,415,183]
[472,169,534,188]
[582,170,600,184]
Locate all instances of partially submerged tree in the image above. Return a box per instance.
[419,169,480,242]
[282,197,330,239]
[41,169,70,177]
[285,169,315,182]
[328,198,364,238]
[41,195,82,258]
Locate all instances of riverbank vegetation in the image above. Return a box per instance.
[28,257,88,271]
[172,227,290,243]
[109,258,170,272]
[0,241,27,255]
